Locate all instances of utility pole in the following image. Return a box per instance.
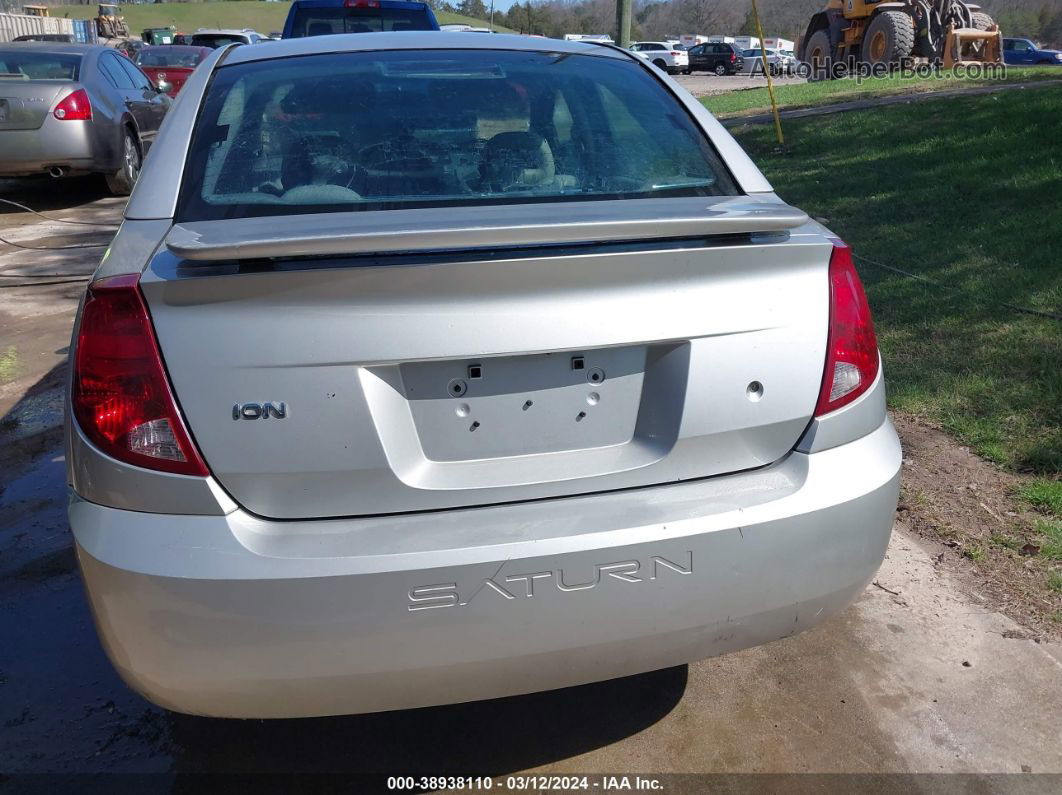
[489,0,495,32]
[749,0,784,145]
[615,0,631,47]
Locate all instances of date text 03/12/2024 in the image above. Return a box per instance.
[387,775,666,790]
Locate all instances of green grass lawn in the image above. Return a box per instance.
[55,1,515,36]
[734,86,1061,474]
[703,67,1061,118]
[1021,480,1062,516]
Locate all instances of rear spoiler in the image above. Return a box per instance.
[165,197,809,261]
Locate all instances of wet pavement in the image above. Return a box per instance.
[2,178,1061,784]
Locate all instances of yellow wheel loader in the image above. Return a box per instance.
[95,4,129,40]
[798,0,1002,77]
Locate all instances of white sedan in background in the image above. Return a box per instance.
[629,41,690,74]
[739,47,795,76]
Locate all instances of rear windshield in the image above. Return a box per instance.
[136,47,205,68]
[191,34,248,48]
[178,49,738,221]
[288,7,434,37]
[0,51,81,81]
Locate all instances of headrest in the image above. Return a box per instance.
[481,131,556,189]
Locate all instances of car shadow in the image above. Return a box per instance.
[0,175,110,215]
[0,360,68,481]
[167,665,688,780]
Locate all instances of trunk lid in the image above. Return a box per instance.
[141,197,830,519]
[0,80,70,131]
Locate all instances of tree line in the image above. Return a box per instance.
[432,0,1061,47]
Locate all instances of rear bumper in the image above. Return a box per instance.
[0,123,99,176]
[72,419,901,718]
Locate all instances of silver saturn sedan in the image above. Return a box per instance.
[0,43,170,194]
[67,33,901,718]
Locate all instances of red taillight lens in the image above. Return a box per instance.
[814,240,879,417]
[343,0,380,6]
[730,53,737,62]
[72,274,208,476]
[53,88,92,121]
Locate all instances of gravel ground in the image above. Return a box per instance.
[672,72,806,97]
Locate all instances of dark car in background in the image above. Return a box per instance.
[1002,38,1062,65]
[687,41,745,75]
[115,39,143,61]
[13,34,75,43]
[134,45,211,97]
[281,0,440,38]
[0,43,170,194]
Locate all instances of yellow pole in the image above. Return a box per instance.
[750,0,785,145]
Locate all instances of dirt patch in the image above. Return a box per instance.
[893,414,1061,639]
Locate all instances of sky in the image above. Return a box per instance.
[478,0,520,14]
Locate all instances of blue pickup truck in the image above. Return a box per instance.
[1002,38,1062,66]
[282,0,440,38]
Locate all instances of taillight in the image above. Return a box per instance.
[730,53,737,63]
[671,51,682,56]
[814,240,879,417]
[72,274,208,476]
[343,0,380,6]
[53,88,92,121]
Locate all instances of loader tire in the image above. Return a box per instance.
[965,12,997,61]
[805,30,834,80]
[863,11,916,67]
